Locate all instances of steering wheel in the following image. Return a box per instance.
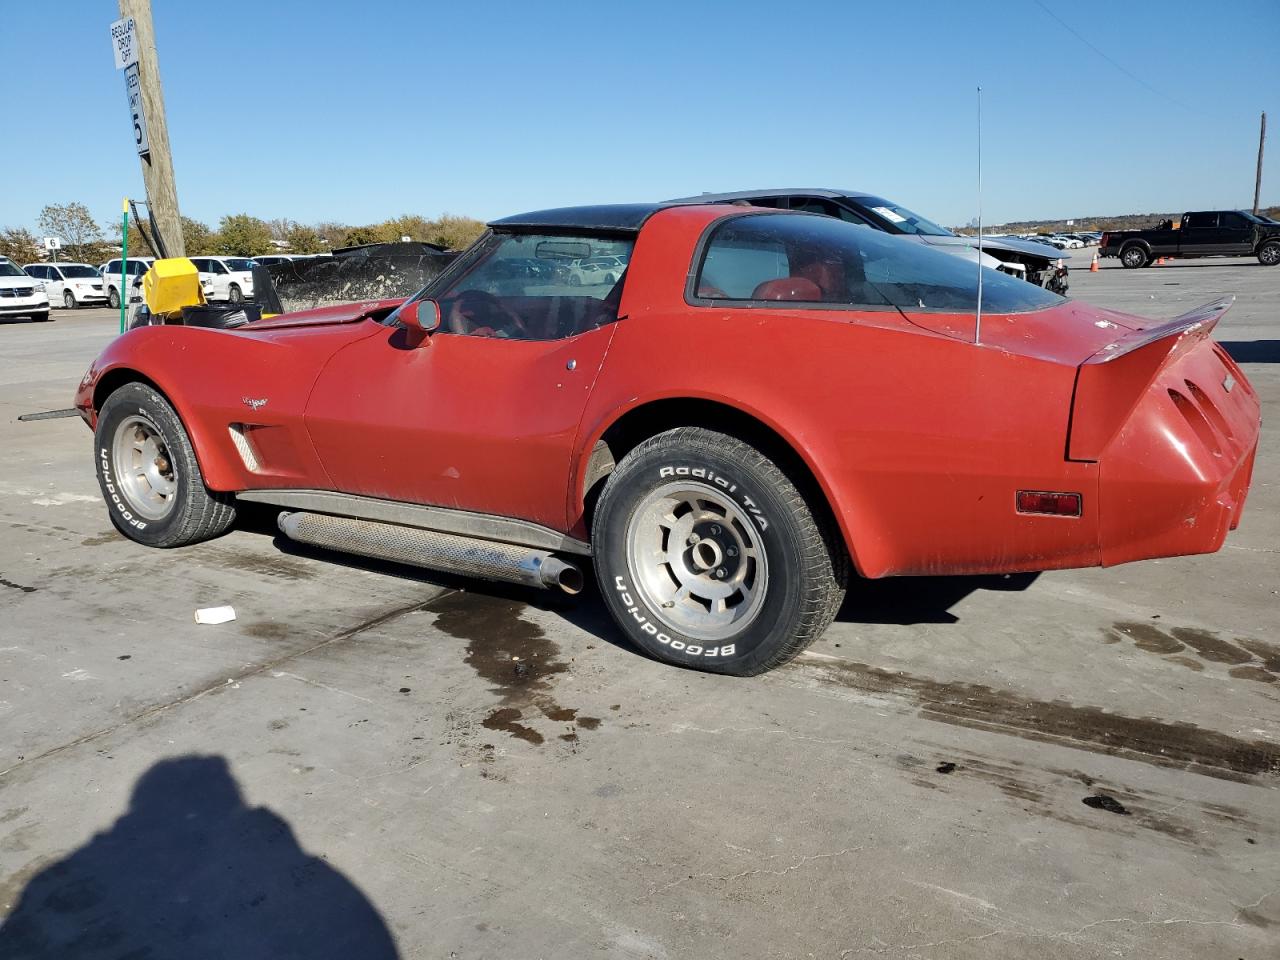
[445,290,527,339]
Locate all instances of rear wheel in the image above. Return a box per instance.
[592,427,847,676]
[1120,245,1149,269]
[63,290,77,309]
[94,382,236,548]
[1258,242,1280,266]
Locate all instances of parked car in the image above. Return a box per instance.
[1100,211,1280,268]
[677,189,1069,294]
[100,257,155,309]
[0,256,50,321]
[74,202,1259,676]
[187,256,257,302]
[24,262,106,308]
[567,257,622,286]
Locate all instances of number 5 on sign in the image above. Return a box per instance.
[124,63,150,157]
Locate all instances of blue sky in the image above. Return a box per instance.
[3,0,1277,233]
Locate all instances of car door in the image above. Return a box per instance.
[1180,212,1221,254]
[1216,212,1254,255]
[303,230,630,531]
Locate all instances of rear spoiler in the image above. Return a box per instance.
[1066,296,1232,461]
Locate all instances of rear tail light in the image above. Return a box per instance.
[1016,491,1082,516]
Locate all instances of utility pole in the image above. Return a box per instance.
[118,0,184,255]
[1254,111,1266,216]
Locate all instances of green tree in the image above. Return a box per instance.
[183,217,216,256]
[36,202,105,263]
[426,213,486,251]
[341,225,382,247]
[214,214,274,256]
[284,224,324,254]
[0,227,42,264]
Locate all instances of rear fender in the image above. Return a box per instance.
[1067,297,1232,461]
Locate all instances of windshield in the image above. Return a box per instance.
[223,258,257,272]
[852,196,954,237]
[695,213,1063,313]
[60,265,99,278]
[0,261,25,278]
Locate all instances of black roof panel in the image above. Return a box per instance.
[489,203,672,232]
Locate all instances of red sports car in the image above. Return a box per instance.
[75,203,1260,675]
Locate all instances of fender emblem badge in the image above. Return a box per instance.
[242,397,268,411]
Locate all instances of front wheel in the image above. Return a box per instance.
[63,290,77,309]
[1120,246,1149,269]
[1258,242,1280,266]
[228,284,243,303]
[94,382,236,548]
[592,427,847,676]
[107,287,121,309]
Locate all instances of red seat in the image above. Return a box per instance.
[751,277,823,301]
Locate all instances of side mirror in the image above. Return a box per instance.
[401,302,442,348]
[400,298,441,338]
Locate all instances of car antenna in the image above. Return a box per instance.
[975,84,983,346]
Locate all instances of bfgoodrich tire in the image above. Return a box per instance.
[94,382,236,547]
[592,427,847,676]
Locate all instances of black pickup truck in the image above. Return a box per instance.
[1100,211,1280,268]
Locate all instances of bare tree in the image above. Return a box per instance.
[36,203,105,263]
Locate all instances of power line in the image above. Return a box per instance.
[1032,1,1194,112]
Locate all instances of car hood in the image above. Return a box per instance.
[239,298,407,331]
[921,234,1063,262]
[0,276,38,289]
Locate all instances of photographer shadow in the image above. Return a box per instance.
[0,755,399,960]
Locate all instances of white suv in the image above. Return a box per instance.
[189,256,257,302]
[0,256,50,322]
[100,258,155,309]
[24,263,106,308]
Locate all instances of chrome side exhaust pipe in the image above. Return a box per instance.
[277,511,584,595]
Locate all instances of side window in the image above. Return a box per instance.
[26,266,47,280]
[435,232,635,341]
[104,261,119,275]
[693,213,1063,313]
[789,197,844,218]
[189,258,207,272]
[1219,212,1247,230]
[1185,212,1218,230]
[210,260,228,275]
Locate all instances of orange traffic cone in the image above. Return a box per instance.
[1090,254,1099,272]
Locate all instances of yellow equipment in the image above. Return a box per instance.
[142,257,206,319]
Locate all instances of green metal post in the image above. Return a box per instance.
[120,198,128,334]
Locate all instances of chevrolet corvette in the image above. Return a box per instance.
[75,202,1260,675]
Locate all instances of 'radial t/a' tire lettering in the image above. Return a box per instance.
[592,427,847,676]
[94,382,236,548]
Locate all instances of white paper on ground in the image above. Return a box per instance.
[194,606,236,625]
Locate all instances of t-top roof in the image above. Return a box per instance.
[489,203,676,232]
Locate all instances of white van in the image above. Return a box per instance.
[24,263,106,308]
[0,256,50,321]
[188,256,257,302]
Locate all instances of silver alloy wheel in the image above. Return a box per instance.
[63,290,75,309]
[111,414,178,520]
[624,481,768,640]
[1260,244,1280,266]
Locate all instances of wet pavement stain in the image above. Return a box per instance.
[1111,622,1184,654]
[0,576,36,594]
[80,531,121,546]
[201,547,317,581]
[244,621,293,641]
[429,591,601,749]
[1107,621,1279,683]
[798,657,1280,779]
